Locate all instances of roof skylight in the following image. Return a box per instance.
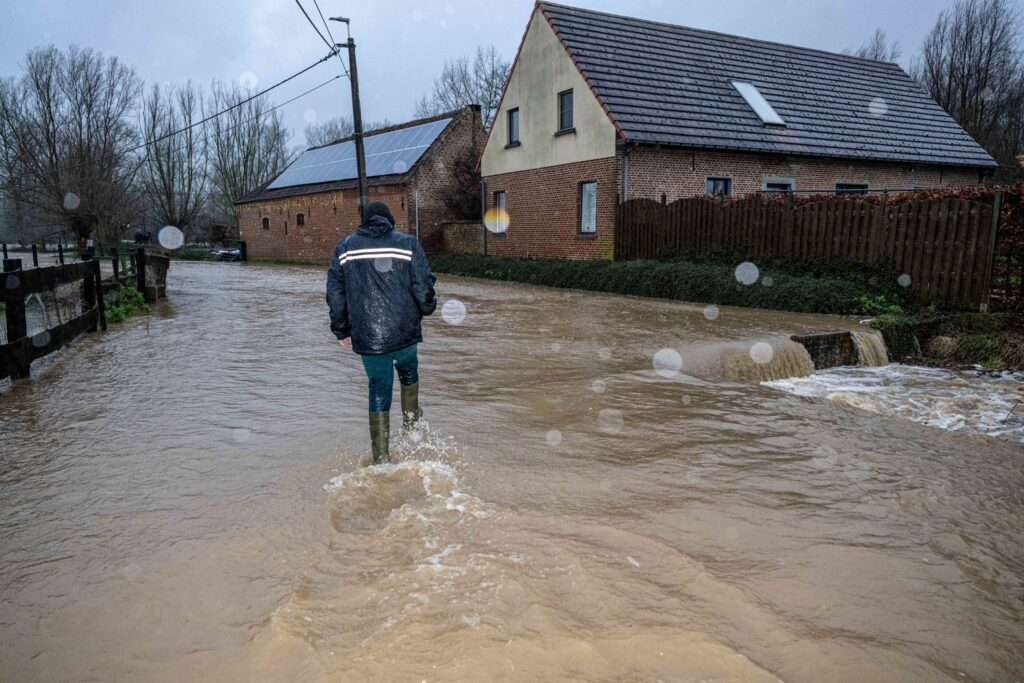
[731,81,786,126]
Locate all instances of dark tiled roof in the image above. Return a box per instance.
[540,2,997,169]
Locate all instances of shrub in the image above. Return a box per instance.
[103,284,149,323]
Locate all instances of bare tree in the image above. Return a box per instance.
[206,81,292,235]
[304,115,392,148]
[846,29,902,62]
[414,45,510,130]
[140,81,207,237]
[911,0,1024,178]
[0,46,143,244]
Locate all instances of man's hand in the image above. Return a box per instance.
[338,337,352,350]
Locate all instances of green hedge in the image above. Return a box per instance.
[428,254,912,315]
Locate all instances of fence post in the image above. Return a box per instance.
[978,189,1004,313]
[136,247,147,298]
[2,259,30,379]
[112,247,120,282]
[58,243,65,265]
[92,258,107,331]
[82,260,98,333]
[31,244,39,268]
[1,243,6,259]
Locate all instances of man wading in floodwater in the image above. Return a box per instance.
[326,201,437,465]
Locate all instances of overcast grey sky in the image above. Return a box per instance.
[0,0,981,148]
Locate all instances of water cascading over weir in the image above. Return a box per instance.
[713,329,890,382]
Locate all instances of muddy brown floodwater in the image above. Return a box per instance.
[1,261,1022,682]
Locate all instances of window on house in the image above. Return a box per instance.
[557,89,574,132]
[835,183,869,195]
[493,191,508,233]
[507,108,520,146]
[731,81,786,126]
[580,181,597,234]
[763,178,795,193]
[706,177,732,196]
[261,217,270,230]
[296,213,305,226]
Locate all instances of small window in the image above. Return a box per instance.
[836,183,869,195]
[763,178,795,193]
[296,213,305,226]
[493,191,508,233]
[580,181,597,234]
[731,81,786,126]
[507,108,520,146]
[557,89,574,132]
[706,177,732,196]
[261,217,270,230]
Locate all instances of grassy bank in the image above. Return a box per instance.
[872,312,1024,371]
[428,253,912,316]
[103,284,149,323]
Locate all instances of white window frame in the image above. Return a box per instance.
[579,181,597,234]
[763,177,795,193]
[557,89,574,133]
[507,108,520,146]
[705,176,733,196]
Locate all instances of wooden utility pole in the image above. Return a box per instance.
[345,37,368,218]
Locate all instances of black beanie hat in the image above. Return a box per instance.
[363,201,395,225]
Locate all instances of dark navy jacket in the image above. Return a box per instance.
[326,216,437,355]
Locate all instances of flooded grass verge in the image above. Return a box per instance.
[872,311,1024,371]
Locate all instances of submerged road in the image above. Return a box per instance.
[1,261,1021,682]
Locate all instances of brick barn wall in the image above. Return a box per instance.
[406,110,484,254]
[441,221,483,254]
[482,156,618,260]
[626,147,986,201]
[238,184,408,264]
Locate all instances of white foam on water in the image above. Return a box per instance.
[764,365,1024,442]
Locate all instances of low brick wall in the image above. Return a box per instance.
[442,221,482,254]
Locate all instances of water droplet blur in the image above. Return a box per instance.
[6,274,19,290]
[232,428,250,443]
[898,273,912,288]
[239,71,258,89]
[551,342,561,352]
[303,108,317,123]
[598,408,624,433]
[685,469,700,483]
[31,331,50,348]
[63,192,80,211]
[157,225,184,250]
[735,261,759,286]
[868,97,888,117]
[545,429,562,447]
[441,299,466,325]
[653,348,682,378]
[762,276,774,288]
[392,159,408,174]
[750,341,774,365]
[373,257,392,273]
[590,379,606,393]
[681,394,692,406]
[598,347,612,360]
[123,564,143,581]
[703,304,720,321]
[483,208,509,234]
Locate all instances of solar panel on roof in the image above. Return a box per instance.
[267,118,452,189]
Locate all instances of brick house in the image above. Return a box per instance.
[236,106,483,262]
[480,2,997,260]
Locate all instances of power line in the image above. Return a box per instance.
[294,0,335,52]
[1,49,338,188]
[311,0,351,78]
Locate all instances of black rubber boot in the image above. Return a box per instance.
[368,412,390,465]
[400,383,423,434]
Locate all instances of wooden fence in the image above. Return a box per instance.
[614,193,1001,309]
[1,257,106,381]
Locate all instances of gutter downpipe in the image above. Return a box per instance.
[622,140,638,201]
[480,180,488,256]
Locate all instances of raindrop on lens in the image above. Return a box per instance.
[6,274,19,290]
[232,428,250,443]
[897,273,911,288]
[123,564,143,581]
[63,192,80,210]
[761,276,773,288]
[546,429,562,447]
[750,342,774,365]
[735,261,759,286]
[373,257,393,273]
[442,299,466,325]
[483,208,510,234]
[590,379,606,393]
[653,348,683,378]
[31,330,50,348]
[703,304,720,321]
[598,347,612,360]
[598,408,624,433]
[239,71,258,89]
[868,97,888,117]
[303,108,317,123]
[392,159,408,174]
[157,225,184,250]
[551,342,561,352]
[681,394,692,406]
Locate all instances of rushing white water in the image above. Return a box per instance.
[765,365,1024,442]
